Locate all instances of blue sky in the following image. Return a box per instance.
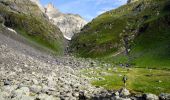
[40,0,127,21]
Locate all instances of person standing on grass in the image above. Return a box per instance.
[123,75,128,87]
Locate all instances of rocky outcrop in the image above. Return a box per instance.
[45,3,87,40]
[0,0,44,17]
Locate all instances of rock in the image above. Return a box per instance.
[3,79,11,86]
[143,93,159,100]
[11,87,31,100]
[47,76,56,87]
[118,98,131,100]
[41,84,49,93]
[115,91,120,96]
[130,97,138,100]
[79,91,86,100]
[18,87,30,95]
[119,88,130,97]
[0,91,10,100]
[159,93,170,100]
[111,95,129,100]
[29,85,42,93]
[37,94,58,100]
[32,79,39,85]
[72,92,79,97]
[13,95,35,100]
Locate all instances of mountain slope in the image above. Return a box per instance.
[0,0,64,55]
[45,3,87,40]
[30,0,45,12]
[70,0,170,68]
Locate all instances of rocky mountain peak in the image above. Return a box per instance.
[46,3,54,10]
[45,3,87,40]
[45,3,60,14]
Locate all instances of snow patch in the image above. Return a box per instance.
[7,28,17,34]
[63,34,71,40]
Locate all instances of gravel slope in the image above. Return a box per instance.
[0,27,102,100]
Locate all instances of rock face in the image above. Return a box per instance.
[45,3,87,40]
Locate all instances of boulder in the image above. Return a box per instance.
[13,95,35,100]
[37,94,58,100]
[159,93,170,100]
[13,87,30,96]
[29,85,42,93]
[0,91,10,100]
[119,88,130,97]
[114,91,120,96]
[3,79,11,86]
[32,79,39,85]
[79,91,86,100]
[143,93,159,100]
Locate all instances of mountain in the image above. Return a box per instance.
[0,0,105,99]
[70,0,170,68]
[0,0,64,55]
[45,3,87,40]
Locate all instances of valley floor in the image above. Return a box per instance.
[0,27,170,100]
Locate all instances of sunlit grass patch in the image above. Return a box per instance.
[81,67,170,94]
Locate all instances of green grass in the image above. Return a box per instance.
[81,67,170,94]
[71,0,170,69]
[16,29,63,55]
[130,13,170,69]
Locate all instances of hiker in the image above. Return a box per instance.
[122,75,128,87]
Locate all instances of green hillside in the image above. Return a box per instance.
[70,0,170,69]
[0,0,64,55]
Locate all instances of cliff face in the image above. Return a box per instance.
[45,3,87,40]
